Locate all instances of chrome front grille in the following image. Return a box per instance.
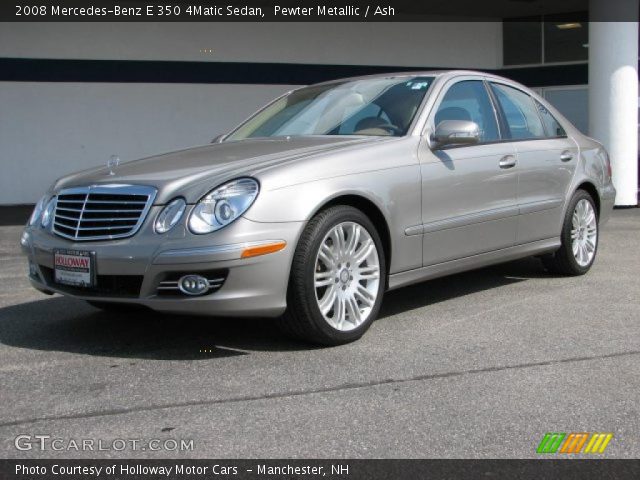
[52,185,157,241]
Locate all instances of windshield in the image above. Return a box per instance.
[226,76,434,141]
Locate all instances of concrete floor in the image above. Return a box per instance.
[0,209,638,458]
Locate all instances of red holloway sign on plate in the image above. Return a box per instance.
[54,249,94,287]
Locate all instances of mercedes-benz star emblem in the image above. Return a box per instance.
[107,155,120,176]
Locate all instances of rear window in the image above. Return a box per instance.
[535,100,567,138]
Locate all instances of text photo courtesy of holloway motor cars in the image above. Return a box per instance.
[0,0,639,479]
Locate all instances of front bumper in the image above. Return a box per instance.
[21,214,303,317]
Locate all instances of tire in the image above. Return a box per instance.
[277,205,386,346]
[542,189,599,276]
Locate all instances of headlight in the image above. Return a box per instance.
[41,197,57,228]
[29,196,47,226]
[188,178,259,234]
[155,198,186,234]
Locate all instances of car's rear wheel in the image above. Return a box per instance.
[277,205,386,345]
[542,189,598,276]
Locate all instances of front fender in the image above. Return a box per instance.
[244,167,424,274]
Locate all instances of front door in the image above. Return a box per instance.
[418,79,519,266]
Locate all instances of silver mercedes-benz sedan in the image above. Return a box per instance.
[22,70,615,345]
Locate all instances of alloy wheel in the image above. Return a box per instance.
[313,221,381,331]
[571,198,597,267]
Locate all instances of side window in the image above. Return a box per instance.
[490,83,545,140]
[535,100,566,137]
[434,80,499,143]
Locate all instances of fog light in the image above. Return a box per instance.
[29,261,38,277]
[21,231,30,247]
[178,275,209,296]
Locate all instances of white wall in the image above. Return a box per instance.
[0,22,502,67]
[0,22,502,204]
[0,82,293,204]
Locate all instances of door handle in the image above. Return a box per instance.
[499,155,517,169]
[560,151,574,162]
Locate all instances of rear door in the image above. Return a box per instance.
[489,82,578,243]
[418,78,518,266]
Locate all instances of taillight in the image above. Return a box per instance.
[605,153,612,179]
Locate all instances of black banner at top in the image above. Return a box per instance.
[1,0,638,22]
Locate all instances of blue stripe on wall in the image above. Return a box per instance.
[0,58,589,87]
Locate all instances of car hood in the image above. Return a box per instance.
[53,136,383,204]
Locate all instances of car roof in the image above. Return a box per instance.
[310,70,523,88]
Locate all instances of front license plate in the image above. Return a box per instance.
[53,249,95,287]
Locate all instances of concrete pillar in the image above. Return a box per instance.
[588,0,639,206]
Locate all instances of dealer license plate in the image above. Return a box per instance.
[53,249,95,287]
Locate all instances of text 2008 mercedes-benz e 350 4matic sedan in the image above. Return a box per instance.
[22,71,615,345]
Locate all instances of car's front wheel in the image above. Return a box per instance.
[542,189,599,276]
[278,205,386,345]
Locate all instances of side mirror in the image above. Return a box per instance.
[211,134,226,144]
[431,120,480,149]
